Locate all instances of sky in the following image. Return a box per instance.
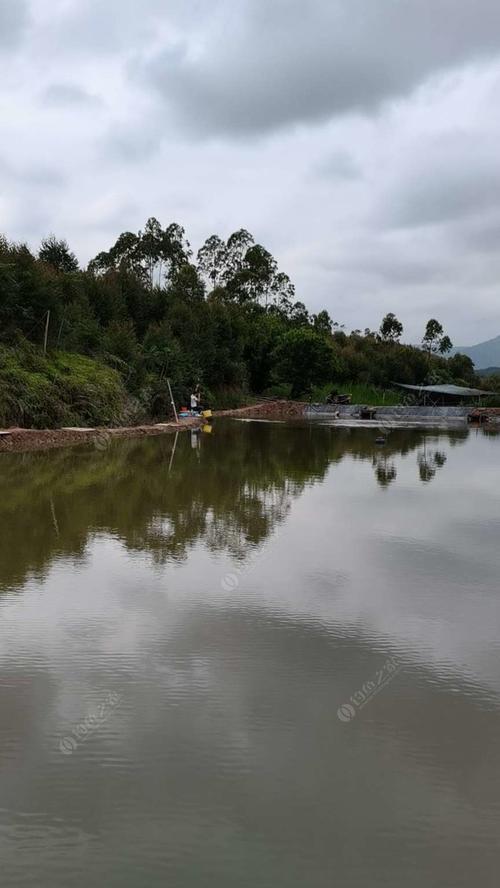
[1,0,500,344]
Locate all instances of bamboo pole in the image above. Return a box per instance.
[167,378,178,423]
[168,431,179,474]
[43,310,50,355]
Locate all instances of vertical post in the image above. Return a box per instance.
[168,431,179,474]
[167,378,178,423]
[43,310,50,355]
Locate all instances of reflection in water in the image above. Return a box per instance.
[417,437,448,483]
[0,423,491,593]
[1,420,500,888]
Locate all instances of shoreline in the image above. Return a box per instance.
[1,400,498,454]
[0,404,278,454]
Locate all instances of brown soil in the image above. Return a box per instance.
[0,402,303,454]
[0,401,309,454]
[0,418,202,454]
[216,401,308,419]
[2,399,497,454]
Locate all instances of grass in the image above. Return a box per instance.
[0,342,128,428]
[310,381,405,406]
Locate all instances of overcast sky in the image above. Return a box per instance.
[2,0,500,343]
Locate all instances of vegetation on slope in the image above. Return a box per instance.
[0,221,490,428]
[0,342,128,428]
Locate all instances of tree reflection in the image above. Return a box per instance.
[0,422,495,591]
[417,437,448,483]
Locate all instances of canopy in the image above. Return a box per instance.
[393,383,493,397]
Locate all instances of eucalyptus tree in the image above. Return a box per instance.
[379,312,403,343]
[39,236,79,273]
[422,319,453,355]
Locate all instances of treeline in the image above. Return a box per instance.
[0,219,489,427]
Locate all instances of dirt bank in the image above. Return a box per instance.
[0,417,203,454]
[216,401,308,419]
[3,400,499,454]
[0,402,308,454]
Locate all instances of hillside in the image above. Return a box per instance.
[451,334,500,369]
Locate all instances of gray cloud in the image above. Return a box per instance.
[0,155,65,188]
[0,0,28,47]
[2,1,500,342]
[48,0,169,54]
[144,0,500,136]
[384,133,500,227]
[453,212,500,253]
[42,83,101,107]
[102,120,164,164]
[313,150,362,181]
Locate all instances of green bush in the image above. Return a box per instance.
[0,342,128,428]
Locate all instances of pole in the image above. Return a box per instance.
[43,310,50,355]
[167,378,178,423]
[168,431,179,474]
[56,317,65,348]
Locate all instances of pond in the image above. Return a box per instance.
[1,419,499,887]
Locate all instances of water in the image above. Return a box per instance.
[1,420,499,887]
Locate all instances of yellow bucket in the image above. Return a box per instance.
[202,410,212,420]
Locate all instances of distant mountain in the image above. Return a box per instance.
[477,367,500,378]
[451,334,500,369]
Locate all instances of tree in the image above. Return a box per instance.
[197,235,229,288]
[438,335,453,355]
[312,310,333,336]
[225,229,254,279]
[379,312,403,343]
[422,319,453,355]
[39,236,78,273]
[137,217,163,287]
[89,220,191,289]
[448,353,476,385]
[273,327,340,398]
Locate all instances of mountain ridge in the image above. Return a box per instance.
[450,334,500,370]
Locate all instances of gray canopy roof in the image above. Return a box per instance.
[393,383,493,397]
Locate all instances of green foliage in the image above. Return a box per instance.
[343,383,405,406]
[310,381,405,406]
[0,341,127,428]
[0,224,477,428]
[379,312,403,342]
[272,327,342,398]
[422,318,453,355]
[448,353,476,385]
[39,235,79,273]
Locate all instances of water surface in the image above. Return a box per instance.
[1,420,499,887]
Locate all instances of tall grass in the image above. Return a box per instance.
[0,343,128,429]
[310,381,404,406]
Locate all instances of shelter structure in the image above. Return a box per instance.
[392,383,494,406]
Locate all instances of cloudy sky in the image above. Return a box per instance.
[2,0,500,343]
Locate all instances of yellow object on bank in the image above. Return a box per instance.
[202,410,212,419]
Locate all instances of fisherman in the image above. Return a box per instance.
[190,391,199,413]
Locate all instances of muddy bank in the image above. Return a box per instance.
[0,401,306,454]
[4,399,497,454]
[217,401,308,419]
[0,417,203,454]
[0,403,285,454]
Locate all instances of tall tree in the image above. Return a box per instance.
[379,312,403,343]
[197,235,229,288]
[39,236,79,273]
[312,310,333,335]
[422,319,453,355]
